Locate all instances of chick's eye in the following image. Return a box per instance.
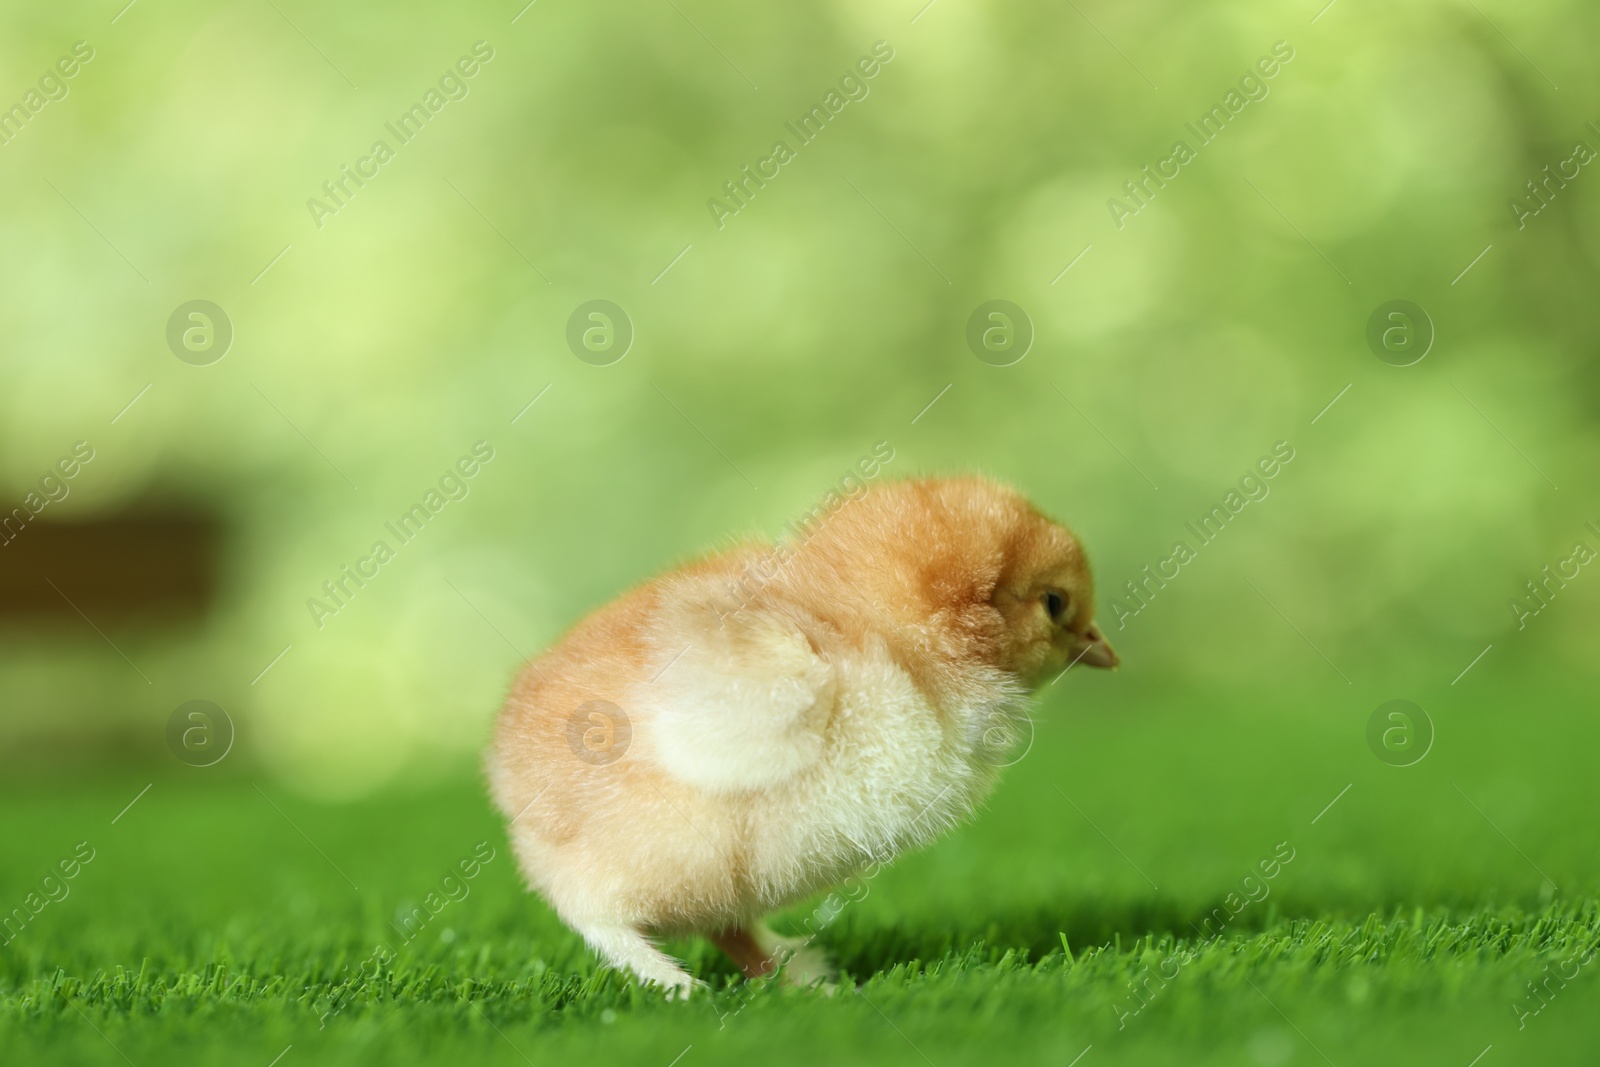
[1043,591,1068,622]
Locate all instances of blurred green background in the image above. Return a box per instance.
[2,0,1598,1063]
[2,0,1596,790]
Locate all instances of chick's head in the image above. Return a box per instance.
[989,506,1118,685]
[785,476,1117,689]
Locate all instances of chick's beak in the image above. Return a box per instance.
[1071,624,1119,670]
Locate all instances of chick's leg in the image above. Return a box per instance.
[708,922,836,986]
[574,921,700,997]
[751,921,836,988]
[707,926,778,979]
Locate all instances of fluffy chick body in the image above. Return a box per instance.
[488,477,1115,992]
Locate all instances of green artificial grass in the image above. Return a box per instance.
[3,672,1598,1065]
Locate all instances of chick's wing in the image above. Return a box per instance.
[635,576,836,793]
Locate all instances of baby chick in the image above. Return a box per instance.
[487,476,1116,994]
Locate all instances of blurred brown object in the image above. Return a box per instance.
[0,511,219,622]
